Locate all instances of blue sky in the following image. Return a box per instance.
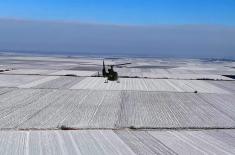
[0,0,235,25]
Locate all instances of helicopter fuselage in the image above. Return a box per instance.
[107,68,118,81]
[102,61,119,81]
[103,66,118,81]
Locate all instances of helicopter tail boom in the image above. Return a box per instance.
[102,60,107,77]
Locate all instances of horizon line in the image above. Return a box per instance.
[1,17,235,28]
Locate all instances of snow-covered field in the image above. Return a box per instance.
[0,54,235,154]
[0,89,234,129]
[0,130,234,155]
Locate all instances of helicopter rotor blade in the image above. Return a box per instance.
[107,63,131,67]
[116,63,132,66]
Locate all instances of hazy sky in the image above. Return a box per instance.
[0,19,234,58]
[0,1,234,58]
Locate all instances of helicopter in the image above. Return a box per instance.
[102,60,131,83]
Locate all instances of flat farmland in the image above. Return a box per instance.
[0,89,234,129]
[0,55,235,154]
[0,130,234,155]
[71,77,230,94]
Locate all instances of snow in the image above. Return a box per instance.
[0,130,234,155]
[70,77,230,94]
[0,55,235,154]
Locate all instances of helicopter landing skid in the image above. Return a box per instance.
[104,79,120,83]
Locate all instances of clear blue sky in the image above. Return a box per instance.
[0,0,235,25]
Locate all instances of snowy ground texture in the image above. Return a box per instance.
[0,130,235,155]
[0,54,235,154]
